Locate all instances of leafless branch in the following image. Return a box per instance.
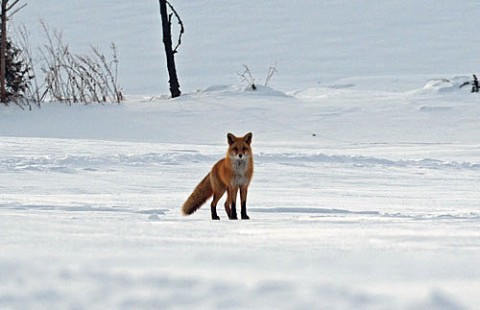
[265,65,278,87]
[6,0,21,11]
[21,22,123,105]
[238,64,256,90]
[166,0,184,54]
[7,2,26,18]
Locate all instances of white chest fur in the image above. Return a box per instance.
[231,158,250,186]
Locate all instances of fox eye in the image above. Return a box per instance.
[233,147,238,152]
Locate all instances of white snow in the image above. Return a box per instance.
[1,1,480,309]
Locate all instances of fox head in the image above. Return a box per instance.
[227,132,253,160]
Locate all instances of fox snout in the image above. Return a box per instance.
[230,147,250,160]
[232,153,247,160]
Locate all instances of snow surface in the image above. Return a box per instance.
[2,1,480,309]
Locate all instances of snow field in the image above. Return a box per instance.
[1,86,479,308]
[2,0,480,308]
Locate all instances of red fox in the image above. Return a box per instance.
[182,132,254,220]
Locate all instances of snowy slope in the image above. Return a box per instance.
[13,0,480,95]
[2,1,480,309]
[2,85,479,309]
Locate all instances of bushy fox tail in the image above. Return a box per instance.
[182,173,213,215]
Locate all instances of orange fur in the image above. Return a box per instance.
[182,132,254,220]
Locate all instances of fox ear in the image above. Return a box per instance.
[244,132,253,145]
[227,133,236,145]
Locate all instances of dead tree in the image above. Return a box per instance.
[460,74,480,93]
[0,0,7,103]
[472,74,479,93]
[159,0,183,98]
[0,0,27,104]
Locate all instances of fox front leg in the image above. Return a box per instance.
[240,186,250,220]
[226,187,238,220]
[225,202,238,220]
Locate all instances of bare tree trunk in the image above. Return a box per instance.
[159,0,181,98]
[0,0,7,103]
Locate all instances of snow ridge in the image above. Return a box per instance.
[1,151,478,173]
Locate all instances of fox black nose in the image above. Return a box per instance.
[239,154,243,158]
